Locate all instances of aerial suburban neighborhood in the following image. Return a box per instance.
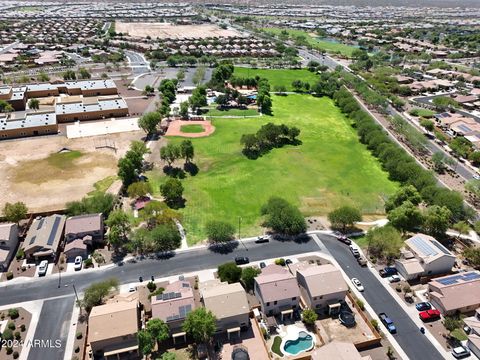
[1,1,480,360]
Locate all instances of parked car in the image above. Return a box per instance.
[255,236,270,243]
[419,309,441,322]
[357,256,367,266]
[333,231,351,244]
[38,260,49,277]
[351,278,364,292]
[379,312,397,334]
[379,267,398,277]
[388,275,401,283]
[259,262,266,269]
[74,256,83,271]
[235,257,249,265]
[349,245,360,258]
[452,345,470,359]
[415,302,432,311]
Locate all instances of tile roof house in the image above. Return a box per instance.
[88,297,140,359]
[311,341,372,360]
[296,263,348,312]
[0,223,18,272]
[254,264,300,319]
[200,280,250,338]
[151,280,195,340]
[23,215,66,260]
[463,308,480,358]
[395,233,456,281]
[428,271,480,315]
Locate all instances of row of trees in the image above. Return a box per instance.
[160,140,195,167]
[240,122,300,159]
[256,78,272,115]
[332,87,468,224]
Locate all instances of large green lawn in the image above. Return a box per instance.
[234,67,319,91]
[204,107,259,117]
[149,94,397,244]
[261,27,358,57]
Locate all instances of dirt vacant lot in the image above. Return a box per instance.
[116,22,242,39]
[0,131,143,213]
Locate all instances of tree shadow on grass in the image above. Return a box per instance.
[163,165,186,179]
[165,197,186,210]
[208,241,239,254]
[184,162,199,176]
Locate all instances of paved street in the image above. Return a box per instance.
[125,50,150,75]
[27,297,75,360]
[320,235,443,360]
[3,234,447,360]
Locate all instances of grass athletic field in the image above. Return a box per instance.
[180,124,206,133]
[204,107,259,117]
[234,67,320,91]
[261,27,358,57]
[149,94,397,244]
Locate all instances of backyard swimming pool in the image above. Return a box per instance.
[282,331,314,356]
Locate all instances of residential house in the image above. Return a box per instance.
[311,341,372,360]
[200,279,250,339]
[0,223,19,272]
[395,233,456,281]
[23,214,66,261]
[254,264,300,320]
[295,263,348,314]
[464,308,480,358]
[151,280,195,343]
[428,271,480,315]
[87,296,140,359]
[64,213,104,259]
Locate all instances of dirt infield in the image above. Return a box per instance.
[116,22,242,39]
[165,120,215,138]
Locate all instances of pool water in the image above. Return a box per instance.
[283,331,313,355]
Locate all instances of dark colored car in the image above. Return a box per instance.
[259,262,266,269]
[379,267,398,278]
[235,257,250,265]
[415,302,432,312]
[255,236,270,244]
[379,312,397,334]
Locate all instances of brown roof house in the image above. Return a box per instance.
[88,296,140,359]
[428,271,480,315]
[464,308,480,359]
[200,280,250,339]
[151,280,195,343]
[295,263,348,314]
[23,215,66,261]
[311,341,372,360]
[64,214,104,260]
[0,223,19,272]
[254,264,300,320]
[395,233,456,281]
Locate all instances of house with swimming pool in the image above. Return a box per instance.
[254,264,300,320]
[295,263,348,314]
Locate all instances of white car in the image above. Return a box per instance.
[351,278,364,292]
[38,260,49,276]
[452,345,470,358]
[388,275,401,283]
[74,256,83,271]
[473,174,480,180]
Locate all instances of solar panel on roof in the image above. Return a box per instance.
[431,240,451,255]
[411,236,438,257]
[463,272,480,281]
[458,124,472,133]
[47,217,62,246]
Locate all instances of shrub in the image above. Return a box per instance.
[76,331,83,340]
[302,309,318,325]
[148,287,165,300]
[20,324,26,332]
[15,248,24,260]
[8,308,19,319]
[402,284,411,293]
[8,321,16,330]
[2,328,13,341]
[75,346,80,353]
[275,258,286,266]
[6,272,13,280]
[14,331,21,340]
[356,299,365,311]
[370,319,379,330]
[13,351,19,359]
[84,258,93,268]
[396,284,402,292]
[6,347,13,355]
[146,281,157,293]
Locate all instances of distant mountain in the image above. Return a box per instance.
[213,0,480,7]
